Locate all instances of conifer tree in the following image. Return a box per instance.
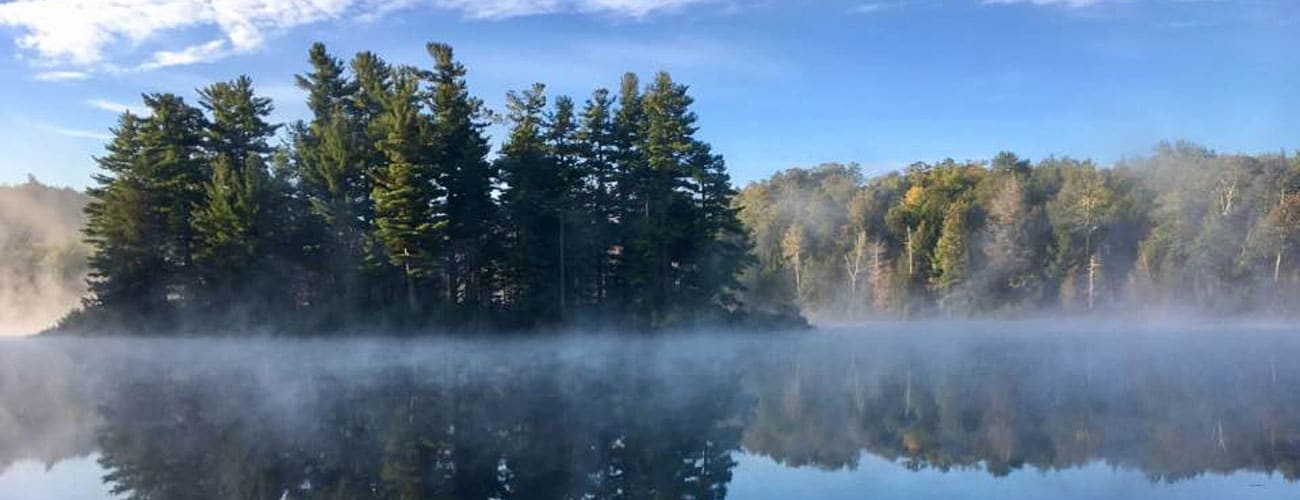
[372,69,441,313]
[293,43,370,306]
[425,42,495,316]
[135,93,209,307]
[84,113,159,318]
[498,84,562,323]
[193,76,278,307]
[577,88,618,303]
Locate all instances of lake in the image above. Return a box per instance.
[2,321,1298,499]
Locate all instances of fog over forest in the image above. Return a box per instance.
[0,178,87,335]
[2,42,1299,335]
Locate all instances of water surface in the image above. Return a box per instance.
[2,322,1298,499]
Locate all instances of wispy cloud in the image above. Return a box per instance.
[29,122,111,141]
[983,0,1123,6]
[138,39,229,70]
[87,99,149,116]
[32,70,89,82]
[851,2,899,14]
[0,0,723,73]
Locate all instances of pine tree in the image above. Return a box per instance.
[84,113,159,319]
[292,43,370,308]
[608,73,646,313]
[547,95,585,314]
[372,69,441,314]
[136,93,209,309]
[498,84,562,324]
[426,42,495,318]
[193,76,278,308]
[577,88,618,305]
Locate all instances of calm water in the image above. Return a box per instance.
[2,322,1299,499]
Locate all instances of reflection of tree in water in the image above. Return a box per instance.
[741,334,1300,482]
[0,343,97,472]
[94,349,744,499]
[81,334,1300,498]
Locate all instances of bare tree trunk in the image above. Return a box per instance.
[906,226,915,277]
[1275,239,1284,285]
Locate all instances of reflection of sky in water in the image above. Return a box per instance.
[0,455,118,500]
[730,452,1285,500]
[2,451,1290,500]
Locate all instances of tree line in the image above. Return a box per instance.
[738,144,1300,319]
[70,42,766,333]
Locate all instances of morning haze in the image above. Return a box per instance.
[1,0,1298,499]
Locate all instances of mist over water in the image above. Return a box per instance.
[4,321,1300,499]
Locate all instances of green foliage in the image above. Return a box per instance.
[72,42,771,334]
[737,145,1300,319]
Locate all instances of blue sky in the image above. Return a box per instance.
[0,0,1296,189]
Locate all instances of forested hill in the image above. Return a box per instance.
[61,42,771,334]
[738,145,1300,321]
[0,177,88,335]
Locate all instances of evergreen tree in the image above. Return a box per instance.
[577,88,618,305]
[425,42,495,318]
[498,84,563,324]
[83,113,159,319]
[372,69,441,314]
[193,76,278,309]
[292,43,370,308]
[136,93,209,309]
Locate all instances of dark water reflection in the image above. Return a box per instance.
[3,323,1300,499]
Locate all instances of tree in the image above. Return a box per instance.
[782,224,805,298]
[1266,193,1300,284]
[372,69,441,314]
[1048,166,1114,310]
[193,76,278,309]
[426,42,496,318]
[498,84,563,324]
[933,202,969,300]
[83,113,158,319]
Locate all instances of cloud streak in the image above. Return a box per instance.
[32,71,90,82]
[87,99,149,116]
[984,0,1123,6]
[0,0,720,73]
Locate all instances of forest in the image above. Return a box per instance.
[0,178,87,335]
[67,42,762,333]
[738,146,1300,320]
[44,40,1300,334]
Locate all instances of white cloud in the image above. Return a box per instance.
[0,0,719,72]
[87,99,149,116]
[138,39,229,70]
[32,70,90,82]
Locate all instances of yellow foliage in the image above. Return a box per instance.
[903,185,925,207]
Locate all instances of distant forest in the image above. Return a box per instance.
[66,42,763,333]
[0,178,87,334]
[36,42,1300,334]
[740,145,1300,320]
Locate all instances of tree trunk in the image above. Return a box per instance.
[403,248,417,314]
[559,220,567,316]
[1274,240,1284,285]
